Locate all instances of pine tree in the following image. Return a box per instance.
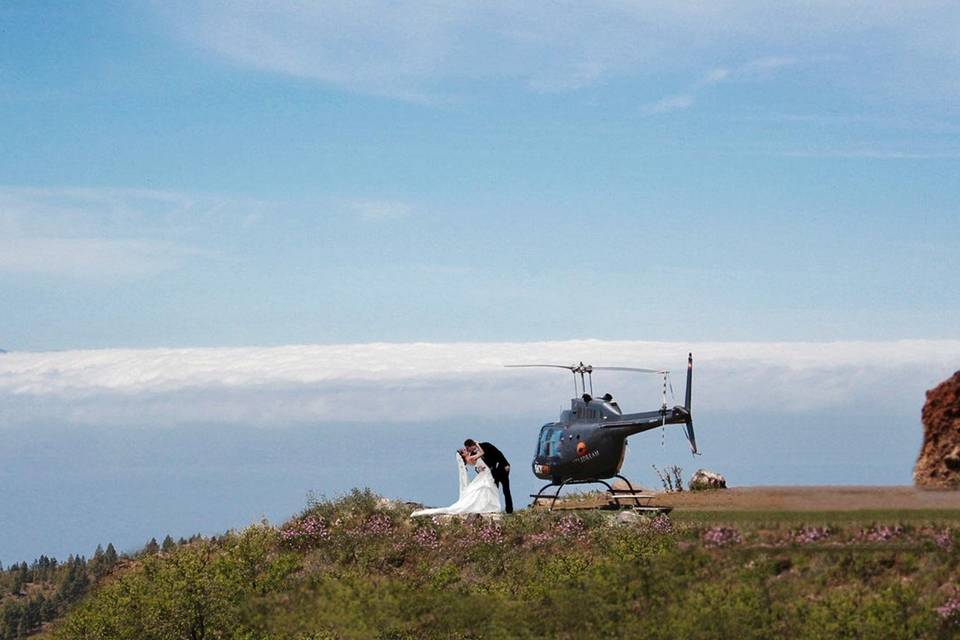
[91,545,106,578]
[161,535,176,553]
[24,597,40,631]
[2,600,25,640]
[40,593,58,622]
[56,556,90,605]
[104,543,118,565]
[144,538,160,555]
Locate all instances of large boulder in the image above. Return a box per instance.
[914,371,960,489]
[689,468,727,490]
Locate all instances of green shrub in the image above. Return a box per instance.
[47,493,960,640]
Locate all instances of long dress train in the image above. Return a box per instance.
[411,453,501,516]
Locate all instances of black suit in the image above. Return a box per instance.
[479,441,513,514]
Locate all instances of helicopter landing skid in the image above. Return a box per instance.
[530,475,657,511]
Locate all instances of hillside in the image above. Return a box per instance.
[0,554,94,638]
[1,536,205,639]
[17,488,960,640]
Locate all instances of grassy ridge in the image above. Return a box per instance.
[672,508,960,524]
[45,490,960,640]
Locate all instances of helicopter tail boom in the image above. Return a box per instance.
[605,356,699,453]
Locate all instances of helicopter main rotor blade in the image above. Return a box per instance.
[504,364,577,371]
[590,366,669,374]
[505,364,669,374]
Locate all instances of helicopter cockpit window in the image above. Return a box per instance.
[537,426,564,457]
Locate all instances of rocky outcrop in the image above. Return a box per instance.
[689,468,727,490]
[915,371,960,489]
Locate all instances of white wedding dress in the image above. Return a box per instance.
[411,453,501,517]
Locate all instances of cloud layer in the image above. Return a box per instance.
[2,340,957,428]
[158,1,960,102]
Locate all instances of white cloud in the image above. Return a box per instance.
[0,237,208,279]
[779,149,960,160]
[743,56,798,73]
[702,57,798,86]
[240,213,262,229]
[0,186,268,235]
[0,187,268,279]
[347,199,414,221]
[156,1,960,102]
[642,94,695,115]
[703,68,731,85]
[645,56,799,115]
[0,187,425,278]
[1,339,957,428]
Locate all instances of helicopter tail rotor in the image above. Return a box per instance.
[683,415,698,455]
[683,353,698,455]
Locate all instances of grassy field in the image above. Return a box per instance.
[31,488,960,640]
[672,508,960,525]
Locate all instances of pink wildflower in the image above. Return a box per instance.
[861,525,903,542]
[476,522,504,545]
[555,516,586,539]
[414,527,440,550]
[932,530,953,550]
[362,514,393,537]
[791,527,831,544]
[937,598,960,625]
[279,514,330,550]
[648,514,673,535]
[702,526,741,547]
[526,532,554,546]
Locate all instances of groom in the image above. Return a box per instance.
[464,438,513,514]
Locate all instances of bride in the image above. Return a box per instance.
[411,445,501,517]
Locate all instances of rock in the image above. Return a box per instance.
[376,497,408,510]
[616,511,642,525]
[914,371,960,489]
[689,468,727,490]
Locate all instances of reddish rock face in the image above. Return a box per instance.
[914,371,960,489]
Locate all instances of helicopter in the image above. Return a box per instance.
[507,353,698,509]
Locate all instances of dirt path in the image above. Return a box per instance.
[648,486,960,511]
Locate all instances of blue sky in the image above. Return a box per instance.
[2,3,960,562]
[1,1,958,350]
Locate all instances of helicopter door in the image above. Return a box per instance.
[537,425,564,458]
